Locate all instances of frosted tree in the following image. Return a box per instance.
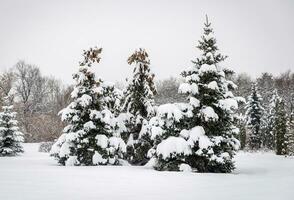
[153,16,242,173]
[50,47,126,166]
[257,73,275,108]
[286,102,294,155]
[274,98,288,155]
[246,83,264,150]
[263,90,280,149]
[122,48,157,165]
[0,97,24,156]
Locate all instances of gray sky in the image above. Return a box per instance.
[0,0,293,84]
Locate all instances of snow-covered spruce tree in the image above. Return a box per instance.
[0,97,24,156]
[286,102,294,155]
[153,16,242,173]
[122,48,157,165]
[50,47,126,166]
[263,89,280,150]
[245,83,264,150]
[274,98,288,155]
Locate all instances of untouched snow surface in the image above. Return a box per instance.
[0,143,294,200]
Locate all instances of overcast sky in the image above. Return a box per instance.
[0,0,293,84]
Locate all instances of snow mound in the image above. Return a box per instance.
[179,163,192,172]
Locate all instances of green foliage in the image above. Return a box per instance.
[50,47,126,166]
[122,48,157,165]
[154,16,241,173]
[0,99,24,156]
[286,103,294,155]
[246,83,264,150]
[275,99,288,155]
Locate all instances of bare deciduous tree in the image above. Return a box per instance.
[0,70,15,104]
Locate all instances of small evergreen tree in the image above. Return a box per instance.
[143,103,193,171]
[122,48,157,165]
[0,97,24,156]
[274,98,288,155]
[246,83,264,150]
[50,47,126,165]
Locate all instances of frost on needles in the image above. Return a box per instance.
[50,47,126,166]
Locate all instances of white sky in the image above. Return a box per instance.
[0,0,293,84]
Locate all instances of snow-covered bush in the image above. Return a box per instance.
[50,47,126,166]
[0,98,24,156]
[143,103,193,171]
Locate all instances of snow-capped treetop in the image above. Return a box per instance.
[195,15,227,67]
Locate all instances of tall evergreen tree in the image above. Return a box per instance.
[153,16,242,173]
[263,89,280,150]
[246,83,264,150]
[274,98,288,155]
[50,47,126,166]
[122,48,157,165]
[0,97,24,156]
[286,100,294,155]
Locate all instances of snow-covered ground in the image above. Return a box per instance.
[0,143,293,200]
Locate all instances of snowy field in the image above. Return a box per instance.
[0,144,293,200]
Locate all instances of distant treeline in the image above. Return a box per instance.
[0,61,293,143]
